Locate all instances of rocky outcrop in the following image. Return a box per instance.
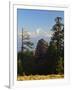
[35,39,48,58]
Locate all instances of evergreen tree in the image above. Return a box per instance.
[18,27,34,75]
[49,17,64,74]
[21,27,33,52]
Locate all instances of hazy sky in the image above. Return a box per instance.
[17,9,64,51]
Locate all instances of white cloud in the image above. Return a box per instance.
[36,28,41,35]
[18,28,54,39]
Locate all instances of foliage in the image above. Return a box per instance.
[21,28,34,52]
[50,17,64,74]
[17,59,23,75]
[56,57,64,74]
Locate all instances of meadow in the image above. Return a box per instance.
[17,74,64,81]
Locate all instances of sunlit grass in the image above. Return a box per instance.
[17,74,64,81]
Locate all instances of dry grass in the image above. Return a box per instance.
[17,74,64,81]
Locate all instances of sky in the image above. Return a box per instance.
[17,9,64,52]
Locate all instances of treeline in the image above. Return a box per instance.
[17,17,64,75]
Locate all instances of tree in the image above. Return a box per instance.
[17,27,34,75]
[49,17,64,74]
[17,59,23,75]
[47,42,57,74]
[21,27,33,52]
